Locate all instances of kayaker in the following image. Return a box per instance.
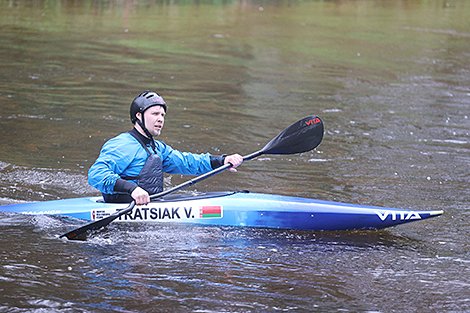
[88,91,243,205]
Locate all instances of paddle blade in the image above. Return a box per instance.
[60,201,136,240]
[261,115,324,155]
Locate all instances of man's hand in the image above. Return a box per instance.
[224,154,243,172]
[131,186,151,205]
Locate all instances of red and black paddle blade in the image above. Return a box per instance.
[261,115,324,155]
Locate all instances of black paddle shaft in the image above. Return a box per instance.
[60,115,324,240]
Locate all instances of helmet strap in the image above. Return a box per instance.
[136,115,153,139]
[136,116,157,152]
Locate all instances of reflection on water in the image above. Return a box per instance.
[1,0,470,311]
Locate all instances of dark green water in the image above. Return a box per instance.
[1,0,470,312]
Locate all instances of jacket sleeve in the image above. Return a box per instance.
[88,135,139,194]
[157,141,214,175]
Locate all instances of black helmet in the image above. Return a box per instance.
[130,91,167,124]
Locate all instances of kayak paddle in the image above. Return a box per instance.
[60,115,324,240]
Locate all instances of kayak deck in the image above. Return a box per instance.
[0,191,443,232]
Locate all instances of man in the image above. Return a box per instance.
[88,91,243,205]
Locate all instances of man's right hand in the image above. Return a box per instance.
[131,186,150,205]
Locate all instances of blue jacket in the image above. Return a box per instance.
[88,131,214,195]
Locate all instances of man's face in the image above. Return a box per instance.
[138,105,165,137]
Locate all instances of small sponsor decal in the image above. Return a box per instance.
[304,117,321,126]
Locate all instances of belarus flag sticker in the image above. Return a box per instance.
[200,206,223,218]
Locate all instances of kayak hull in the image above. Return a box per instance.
[0,191,443,231]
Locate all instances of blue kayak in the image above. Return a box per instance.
[0,191,443,231]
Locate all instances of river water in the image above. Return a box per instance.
[1,0,469,312]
